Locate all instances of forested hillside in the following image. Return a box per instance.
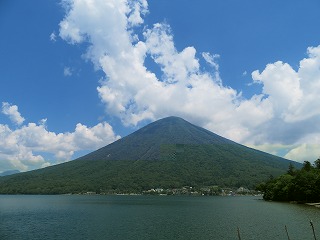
[0,117,301,194]
[258,159,320,202]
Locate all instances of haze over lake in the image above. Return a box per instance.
[1,195,319,240]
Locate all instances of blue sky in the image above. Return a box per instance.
[1,0,320,172]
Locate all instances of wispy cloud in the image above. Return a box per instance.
[50,31,57,42]
[63,66,72,76]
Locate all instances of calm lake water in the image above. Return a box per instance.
[0,195,319,240]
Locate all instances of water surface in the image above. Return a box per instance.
[1,195,319,239]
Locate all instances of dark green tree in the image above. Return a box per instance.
[287,163,296,176]
[302,161,312,172]
[314,158,320,169]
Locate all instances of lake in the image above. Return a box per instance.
[0,195,319,240]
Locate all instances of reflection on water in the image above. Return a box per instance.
[0,195,319,240]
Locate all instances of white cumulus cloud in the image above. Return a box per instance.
[57,0,320,163]
[58,0,270,139]
[2,102,25,125]
[0,103,120,172]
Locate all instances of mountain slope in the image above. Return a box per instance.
[0,170,20,177]
[0,116,301,194]
[78,116,236,161]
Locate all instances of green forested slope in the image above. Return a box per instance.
[259,160,320,202]
[0,117,301,194]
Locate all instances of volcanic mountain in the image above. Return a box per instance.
[0,116,300,194]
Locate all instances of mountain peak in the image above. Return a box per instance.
[79,116,232,161]
[158,116,186,122]
[144,116,190,127]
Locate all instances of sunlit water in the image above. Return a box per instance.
[1,195,319,240]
